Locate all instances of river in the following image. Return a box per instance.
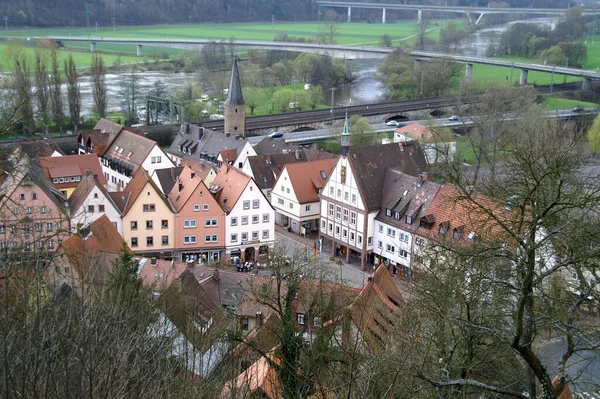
[75,17,558,115]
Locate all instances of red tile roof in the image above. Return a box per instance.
[58,215,129,279]
[118,168,171,215]
[168,166,202,213]
[39,154,106,187]
[395,122,434,141]
[210,164,251,212]
[68,171,118,215]
[414,183,522,244]
[282,158,338,204]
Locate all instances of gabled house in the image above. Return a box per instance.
[393,122,456,164]
[412,183,522,271]
[271,158,338,235]
[39,154,106,198]
[158,268,229,377]
[46,215,129,295]
[68,170,123,235]
[77,128,116,155]
[168,123,256,170]
[115,168,175,257]
[96,119,174,191]
[180,157,217,187]
[241,149,337,201]
[11,140,64,163]
[373,169,440,277]
[319,141,428,270]
[0,156,70,254]
[151,166,184,195]
[168,166,227,263]
[210,164,275,263]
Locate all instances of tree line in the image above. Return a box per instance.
[491,8,589,67]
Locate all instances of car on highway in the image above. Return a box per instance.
[448,115,462,121]
[385,120,402,127]
[269,131,284,138]
[572,106,584,113]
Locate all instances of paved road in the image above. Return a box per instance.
[248,108,597,145]
[538,335,600,395]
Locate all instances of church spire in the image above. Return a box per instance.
[225,55,244,106]
[341,110,350,157]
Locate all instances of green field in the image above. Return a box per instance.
[539,94,598,110]
[3,20,459,46]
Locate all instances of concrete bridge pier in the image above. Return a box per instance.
[347,6,352,23]
[583,77,592,91]
[90,42,96,53]
[465,63,473,84]
[476,13,485,25]
[520,69,528,85]
[417,9,422,23]
[382,8,386,24]
[136,44,143,56]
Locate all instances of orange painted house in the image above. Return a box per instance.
[168,166,226,263]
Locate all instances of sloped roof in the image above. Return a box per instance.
[170,124,249,160]
[221,355,280,399]
[210,164,251,212]
[246,151,307,191]
[348,142,428,212]
[179,157,215,182]
[17,141,65,159]
[253,136,301,156]
[350,265,404,351]
[68,171,119,215]
[154,166,184,195]
[0,155,69,216]
[414,183,522,244]
[168,166,203,213]
[294,279,360,315]
[218,149,237,164]
[118,168,171,215]
[80,129,111,148]
[58,215,129,279]
[93,118,125,136]
[39,154,106,186]
[283,158,338,204]
[395,122,434,141]
[225,56,244,106]
[101,129,157,172]
[235,276,289,318]
[375,169,440,232]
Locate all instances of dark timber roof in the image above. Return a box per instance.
[225,57,244,106]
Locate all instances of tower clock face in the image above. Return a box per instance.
[341,166,346,184]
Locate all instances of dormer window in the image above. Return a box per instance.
[320,171,327,179]
[467,231,476,240]
[406,215,413,224]
[420,214,435,229]
[394,211,400,220]
[453,227,464,240]
[118,148,124,154]
[385,208,392,217]
[439,221,449,235]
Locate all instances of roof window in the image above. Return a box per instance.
[320,171,327,179]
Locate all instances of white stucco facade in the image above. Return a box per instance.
[224,178,275,261]
[70,185,123,235]
[373,220,413,275]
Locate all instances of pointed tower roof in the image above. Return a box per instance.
[341,110,350,156]
[225,56,244,106]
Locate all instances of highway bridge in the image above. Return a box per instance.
[315,1,600,24]
[12,35,600,87]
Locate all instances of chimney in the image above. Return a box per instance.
[178,183,183,192]
[295,150,300,160]
[170,259,175,268]
[190,172,195,180]
[198,127,204,140]
[151,257,157,265]
[256,311,264,327]
[213,268,220,281]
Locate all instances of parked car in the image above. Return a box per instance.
[572,106,583,113]
[448,115,462,121]
[269,131,283,138]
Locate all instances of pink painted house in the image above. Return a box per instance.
[168,166,226,264]
[0,157,70,254]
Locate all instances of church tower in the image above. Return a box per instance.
[341,111,350,157]
[224,56,245,137]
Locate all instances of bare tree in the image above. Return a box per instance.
[90,55,108,118]
[35,50,51,135]
[50,50,65,132]
[9,48,34,136]
[64,54,81,132]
